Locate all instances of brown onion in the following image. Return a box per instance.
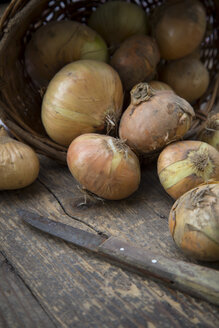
[42,60,123,146]
[119,83,195,158]
[25,20,108,89]
[152,0,206,60]
[169,183,219,261]
[157,140,219,199]
[67,133,141,200]
[148,80,174,92]
[0,127,40,190]
[198,113,219,151]
[110,35,160,91]
[160,58,209,103]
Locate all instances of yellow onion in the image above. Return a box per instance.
[160,58,209,103]
[198,113,219,151]
[152,0,206,60]
[88,1,148,53]
[157,140,219,199]
[25,20,108,89]
[0,127,39,190]
[169,183,219,261]
[42,60,123,147]
[67,133,141,200]
[110,35,160,91]
[148,80,174,92]
[119,83,195,158]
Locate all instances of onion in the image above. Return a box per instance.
[148,80,174,92]
[157,140,219,199]
[110,35,160,91]
[160,58,209,103]
[25,20,108,89]
[198,113,219,151]
[152,0,206,60]
[41,60,123,147]
[67,133,141,200]
[88,1,148,53]
[169,183,219,261]
[119,83,195,158]
[0,127,40,190]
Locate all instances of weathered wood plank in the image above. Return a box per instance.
[0,156,218,328]
[0,252,56,328]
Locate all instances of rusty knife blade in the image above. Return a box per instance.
[20,210,219,306]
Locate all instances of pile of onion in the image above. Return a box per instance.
[25,20,108,89]
[198,113,219,151]
[41,60,123,146]
[67,133,141,200]
[119,83,195,158]
[157,140,219,199]
[110,35,160,91]
[169,183,219,261]
[152,0,206,60]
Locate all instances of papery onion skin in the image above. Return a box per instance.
[198,113,219,151]
[157,140,219,199]
[148,80,174,92]
[119,83,195,157]
[152,0,206,60]
[42,60,123,146]
[67,133,141,200]
[0,134,40,190]
[25,20,108,89]
[88,1,148,53]
[110,35,160,91]
[160,58,209,103]
[169,183,219,261]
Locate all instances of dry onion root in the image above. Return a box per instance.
[67,133,141,200]
[25,20,108,89]
[0,127,40,190]
[119,83,195,159]
[41,60,123,147]
[157,140,219,199]
[198,113,219,151]
[169,183,219,261]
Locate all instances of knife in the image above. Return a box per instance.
[20,210,219,306]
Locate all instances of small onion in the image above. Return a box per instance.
[110,35,160,91]
[160,58,209,103]
[169,183,219,261]
[0,127,40,190]
[198,113,219,151]
[148,80,174,92]
[152,0,206,60]
[42,60,123,146]
[67,133,141,200]
[88,1,148,53]
[157,140,219,199]
[119,83,195,158]
[25,20,108,89]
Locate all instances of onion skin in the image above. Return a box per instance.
[119,83,195,157]
[152,0,206,60]
[148,80,174,92]
[198,113,219,151]
[169,183,219,261]
[157,140,219,199]
[42,60,123,146]
[67,134,141,200]
[25,20,108,89]
[88,1,148,53]
[110,35,160,91]
[0,132,40,190]
[160,58,209,103]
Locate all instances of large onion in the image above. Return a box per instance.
[157,140,219,199]
[110,35,160,91]
[41,60,123,147]
[152,0,206,60]
[169,183,219,261]
[119,83,195,158]
[198,113,219,151]
[88,1,148,53]
[25,20,108,89]
[67,133,141,200]
[160,58,209,103]
[148,80,174,92]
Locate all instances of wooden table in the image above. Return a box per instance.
[0,154,219,328]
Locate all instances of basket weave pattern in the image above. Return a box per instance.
[0,0,219,163]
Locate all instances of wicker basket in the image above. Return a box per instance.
[0,0,219,163]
